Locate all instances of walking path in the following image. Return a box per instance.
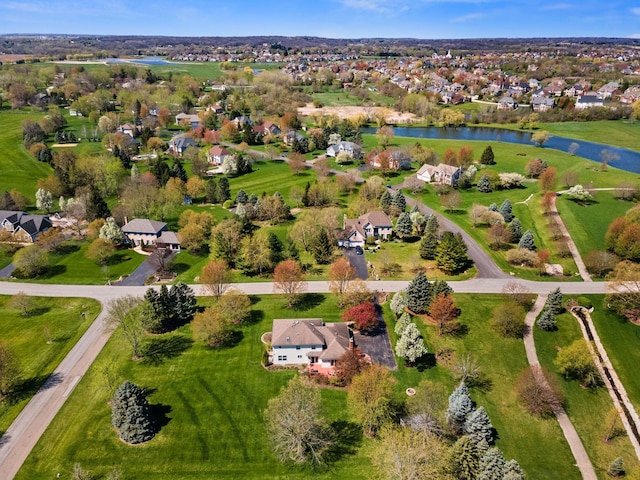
[523,295,598,480]
[569,307,640,460]
[549,194,592,282]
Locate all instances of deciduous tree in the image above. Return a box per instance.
[347,364,396,437]
[192,307,232,347]
[491,301,525,338]
[217,288,252,325]
[106,295,144,359]
[428,293,459,335]
[554,339,601,387]
[13,245,49,278]
[515,366,564,417]
[201,259,232,298]
[328,257,356,304]
[342,302,378,332]
[273,259,306,307]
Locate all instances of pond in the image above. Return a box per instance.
[361,126,640,174]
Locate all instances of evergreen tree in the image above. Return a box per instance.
[268,232,284,265]
[510,218,523,243]
[450,436,480,480]
[248,193,258,205]
[425,214,440,236]
[537,308,557,331]
[312,228,334,265]
[391,190,406,213]
[446,382,474,434]
[518,230,536,251]
[236,155,253,175]
[503,459,526,480]
[545,287,564,314]
[395,212,414,239]
[390,290,407,317]
[379,189,392,213]
[480,145,496,165]
[419,233,439,260]
[478,174,493,193]
[235,189,249,205]
[395,322,428,365]
[406,271,432,314]
[430,280,453,303]
[170,158,188,183]
[499,199,513,222]
[217,177,231,203]
[111,381,155,444]
[479,447,506,480]
[608,457,625,478]
[464,406,494,445]
[394,311,412,336]
[169,282,197,325]
[206,178,218,204]
[85,188,110,221]
[436,232,470,275]
[283,237,300,261]
[488,203,498,212]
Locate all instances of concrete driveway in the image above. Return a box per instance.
[343,247,368,280]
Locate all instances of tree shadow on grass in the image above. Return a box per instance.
[414,353,437,372]
[27,306,51,317]
[53,243,80,255]
[106,253,133,266]
[245,309,264,326]
[9,371,64,404]
[326,420,363,463]
[292,293,325,311]
[169,262,190,275]
[149,402,172,433]
[140,335,194,366]
[0,432,8,448]
[37,265,66,279]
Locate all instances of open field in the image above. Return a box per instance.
[0,296,100,433]
[540,121,640,153]
[16,293,606,480]
[534,301,640,478]
[227,159,318,200]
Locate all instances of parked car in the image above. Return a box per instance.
[355,246,364,255]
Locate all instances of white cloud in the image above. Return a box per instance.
[336,0,494,11]
[631,7,640,15]
[630,33,640,38]
[451,12,485,22]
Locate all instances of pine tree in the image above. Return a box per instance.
[464,406,494,445]
[395,212,414,239]
[217,177,231,203]
[206,178,218,204]
[510,218,523,243]
[608,457,625,478]
[419,233,439,260]
[478,174,493,193]
[430,279,453,303]
[111,381,155,444]
[499,199,513,222]
[395,322,428,365]
[268,232,284,265]
[392,190,406,213]
[537,308,557,331]
[169,282,197,325]
[425,214,440,236]
[390,290,407,317]
[283,237,300,261]
[394,311,412,335]
[488,203,498,212]
[450,435,480,480]
[446,382,474,434]
[170,158,188,183]
[545,287,564,314]
[235,189,249,205]
[436,232,470,275]
[503,459,526,480]
[406,271,432,314]
[380,189,392,213]
[518,230,536,251]
[480,145,495,165]
[479,447,506,480]
[312,228,334,265]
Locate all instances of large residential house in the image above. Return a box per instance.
[416,163,462,187]
[370,150,411,170]
[532,97,555,112]
[206,146,234,165]
[326,141,363,160]
[122,218,180,251]
[0,211,52,243]
[283,130,305,146]
[252,121,281,136]
[175,113,201,128]
[338,211,393,248]
[497,96,518,110]
[575,94,606,110]
[270,318,353,375]
[168,134,198,156]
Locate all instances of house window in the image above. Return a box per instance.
[311,346,316,350]
[277,355,287,361]
[296,346,301,350]
[297,355,302,359]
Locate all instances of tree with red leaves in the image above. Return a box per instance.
[342,302,378,332]
[273,259,306,308]
[428,293,459,335]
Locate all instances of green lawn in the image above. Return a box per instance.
[228,159,317,201]
[555,192,634,257]
[540,120,640,153]
[0,110,52,202]
[19,293,594,480]
[534,302,640,478]
[0,296,100,433]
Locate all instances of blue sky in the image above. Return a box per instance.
[1,0,640,39]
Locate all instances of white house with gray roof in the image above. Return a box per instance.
[326,141,363,159]
[122,218,180,251]
[270,318,353,373]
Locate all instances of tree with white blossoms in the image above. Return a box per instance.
[35,188,53,213]
[221,156,238,175]
[410,211,427,236]
[390,290,407,317]
[499,173,526,189]
[567,184,592,202]
[394,312,412,336]
[99,217,123,244]
[395,322,428,365]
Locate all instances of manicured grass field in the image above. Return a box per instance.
[227,159,317,200]
[19,293,592,480]
[555,191,634,257]
[540,120,640,153]
[534,302,640,478]
[0,296,100,433]
[0,110,52,202]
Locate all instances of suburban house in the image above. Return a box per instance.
[0,211,52,243]
[175,113,201,128]
[206,145,234,165]
[326,141,363,160]
[118,123,138,138]
[416,163,462,187]
[252,121,281,136]
[122,218,180,251]
[497,96,518,110]
[370,150,411,170]
[283,130,305,146]
[532,97,555,112]
[270,318,353,375]
[338,211,393,248]
[168,134,198,156]
[575,94,606,110]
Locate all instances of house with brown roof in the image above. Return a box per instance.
[338,211,393,248]
[370,149,411,170]
[206,145,234,166]
[416,163,462,187]
[122,218,180,251]
[270,318,353,374]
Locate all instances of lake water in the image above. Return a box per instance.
[361,126,640,175]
